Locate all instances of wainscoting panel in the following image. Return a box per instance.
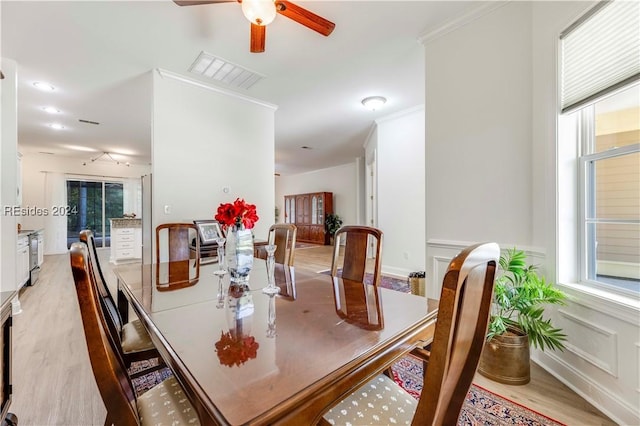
[430,256,452,299]
[557,309,618,377]
[425,239,545,299]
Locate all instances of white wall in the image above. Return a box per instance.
[375,106,426,277]
[1,58,18,292]
[152,70,276,244]
[423,2,638,424]
[275,162,359,233]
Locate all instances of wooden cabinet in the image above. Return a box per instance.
[0,292,15,425]
[284,192,333,245]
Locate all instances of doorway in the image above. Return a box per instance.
[66,180,124,248]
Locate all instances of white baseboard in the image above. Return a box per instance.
[381,265,412,279]
[532,350,639,426]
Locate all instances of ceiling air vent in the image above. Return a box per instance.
[188,51,265,90]
[79,119,100,125]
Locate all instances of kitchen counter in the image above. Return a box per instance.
[18,228,43,237]
[0,291,17,312]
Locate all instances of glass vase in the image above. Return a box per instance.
[226,224,254,287]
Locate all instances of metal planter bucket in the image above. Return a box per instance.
[478,327,530,385]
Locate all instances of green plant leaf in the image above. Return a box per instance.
[488,248,568,352]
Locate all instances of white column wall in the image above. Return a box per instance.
[375,107,426,277]
[1,58,18,293]
[152,70,276,245]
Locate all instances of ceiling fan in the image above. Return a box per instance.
[174,0,335,53]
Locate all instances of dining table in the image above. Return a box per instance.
[114,257,438,425]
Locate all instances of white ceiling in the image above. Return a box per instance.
[2,0,475,175]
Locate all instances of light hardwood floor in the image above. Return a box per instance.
[9,246,617,425]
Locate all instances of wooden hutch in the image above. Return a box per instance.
[283,192,333,245]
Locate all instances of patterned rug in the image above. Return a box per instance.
[129,359,173,395]
[392,355,566,426]
[318,269,411,293]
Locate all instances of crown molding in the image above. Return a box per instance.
[418,1,509,45]
[375,105,424,125]
[155,68,278,111]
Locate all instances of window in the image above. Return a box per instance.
[578,86,639,294]
[560,0,639,296]
[66,180,124,248]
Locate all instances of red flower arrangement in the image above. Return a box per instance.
[215,198,259,230]
[215,331,260,367]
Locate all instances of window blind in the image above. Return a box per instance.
[560,0,640,113]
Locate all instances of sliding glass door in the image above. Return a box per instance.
[67,180,124,248]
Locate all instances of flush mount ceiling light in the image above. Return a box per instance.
[48,123,65,130]
[361,96,387,111]
[33,81,55,92]
[42,106,60,114]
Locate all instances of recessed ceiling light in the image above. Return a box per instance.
[33,81,55,92]
[65,145,96,152]
[42,106,60,114]
[361,96,387,111]
[49,123,65,130]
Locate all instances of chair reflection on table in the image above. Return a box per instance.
[155,260,200,290]
[332,276,384,331]
[273,263,296,300]
[155,223,200,289]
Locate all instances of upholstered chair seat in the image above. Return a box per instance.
[121,319,155,354]
[323,374,417,425]
[137,376,200,425]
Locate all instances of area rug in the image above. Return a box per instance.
[391,355,566,426]
[129,359,173,395]
[319,269,411,293]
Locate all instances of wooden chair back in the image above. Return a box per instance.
[268,223,297,266]
[330,225,383,286]
[156,223,200,284]
[79,230,124,345]
[69,242,139,426]
[412,242,499,425]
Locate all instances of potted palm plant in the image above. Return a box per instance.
[325,213,343,244]
[478,248,568,385]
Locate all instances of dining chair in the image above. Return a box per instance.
[268,223,297,266]
[321,242,499,426]
[70,242,200,426]
[330,225,383,286]
[79,230,162,377]
[155,223,200,284]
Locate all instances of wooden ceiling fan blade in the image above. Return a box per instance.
[250,23,266,53]
[173,0,234,6]
[275,1,335,36]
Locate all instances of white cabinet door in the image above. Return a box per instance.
[16,237,29,287]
